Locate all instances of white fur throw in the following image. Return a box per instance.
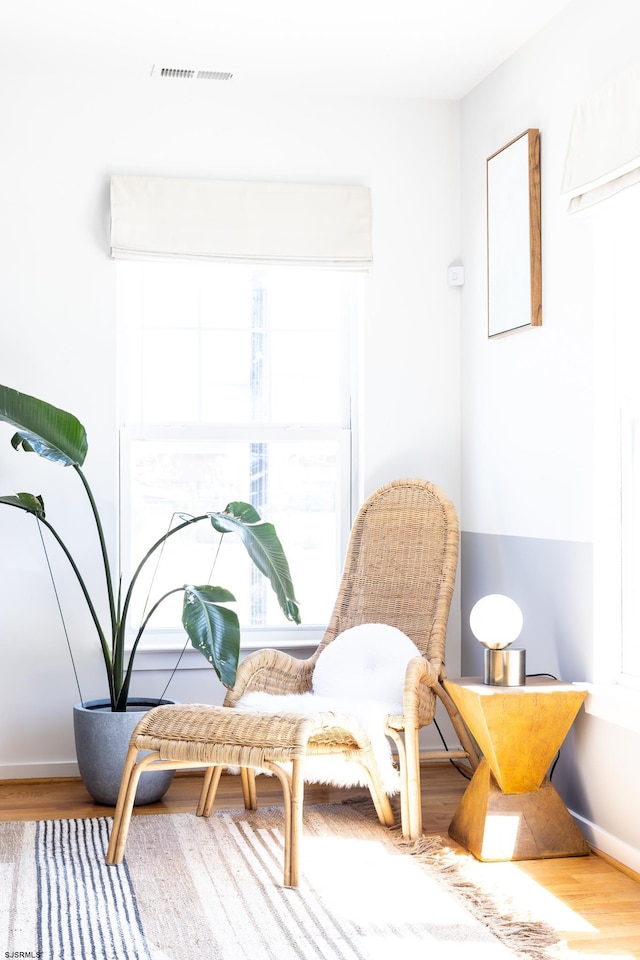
[236,624,422,795]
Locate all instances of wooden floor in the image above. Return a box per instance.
[2,761,639,957]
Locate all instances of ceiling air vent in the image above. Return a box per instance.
[151,65,233,81]
[196,70,234,81]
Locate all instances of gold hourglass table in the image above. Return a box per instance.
[443,677,590,861]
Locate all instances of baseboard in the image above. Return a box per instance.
[592,846,640,883]
[570,807,640,877]
[0,753,462,785]
[0,760,80,780]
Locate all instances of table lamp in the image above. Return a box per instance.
[469,593,525,686]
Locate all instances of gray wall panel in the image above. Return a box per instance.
[460,531,593,682]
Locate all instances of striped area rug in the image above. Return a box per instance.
[2,804,560,960]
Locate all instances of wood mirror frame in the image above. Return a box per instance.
[487,128,541,337]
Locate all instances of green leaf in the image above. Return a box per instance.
[209,502,301,625]
[0,492,46,517]
[221,501,262,524]
[182,584,240,688]
[0,384,87,468]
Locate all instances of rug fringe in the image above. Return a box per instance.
[396,834,565,960]
[345,794,565,958]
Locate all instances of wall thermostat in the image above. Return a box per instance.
[447,265,465,287]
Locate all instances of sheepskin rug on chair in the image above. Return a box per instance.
[236,624,422,795]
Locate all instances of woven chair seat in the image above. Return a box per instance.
[106,702,394,887]
[132,703,378,765]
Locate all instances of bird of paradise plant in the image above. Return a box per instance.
[0,384,300,710]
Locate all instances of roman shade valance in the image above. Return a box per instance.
[562,61,640,213]
[110,175,372,269]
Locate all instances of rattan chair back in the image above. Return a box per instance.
[312,477,459,681]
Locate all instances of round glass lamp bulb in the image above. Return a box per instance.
[469,594,523,650]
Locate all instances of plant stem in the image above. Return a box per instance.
[118,513,213,644]
[115,587,185,710]
[73,464,117,641]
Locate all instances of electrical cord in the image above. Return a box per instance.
[526,672,561,779]
[432,716,472,780]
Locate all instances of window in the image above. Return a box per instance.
[612,200,640,683]
[593,186,640,685]
[117,260,360,648]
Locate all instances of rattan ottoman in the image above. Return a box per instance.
[105,702,394,887]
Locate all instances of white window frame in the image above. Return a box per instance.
[116,261,362,664]
[588,185,640,731]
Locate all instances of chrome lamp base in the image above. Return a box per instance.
[483,647,526,686]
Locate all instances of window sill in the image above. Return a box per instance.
[131,625,324,672]
[582,682,640,734]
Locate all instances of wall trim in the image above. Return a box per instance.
[0,730,456,783]
[0,760,80,781]
[132,630,322,672]
[571,807,640,875]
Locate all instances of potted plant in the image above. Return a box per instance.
[0,384,300,803]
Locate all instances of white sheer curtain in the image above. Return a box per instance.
[110,175,372,269]
[562,60,640,213]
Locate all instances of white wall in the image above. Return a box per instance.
[0,75,462,776]
[460,0,640,870]
[460,20,598,544]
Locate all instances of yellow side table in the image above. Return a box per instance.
[443,677,590,861]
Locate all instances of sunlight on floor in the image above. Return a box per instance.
[305,834,469,924]
[562,949,638,960]
[443,854,635,957]
[482,814,522,859]
[302,833,516,957]
[300,831,588,960]
[462,855,597,933]
[444,843,640,960]
[301,826,640,960]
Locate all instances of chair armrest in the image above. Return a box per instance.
[401,655,440,727]
[224,647,315,705]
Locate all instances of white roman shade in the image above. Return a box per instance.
[562,61,640,213]
[110,175,372,269]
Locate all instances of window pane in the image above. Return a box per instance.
[201,330,252,422]
[142,330,200,421]
[128,262,352,427]
[622,416,640,678]
[142,263,200,328]
[119,260,357,643]
[124,436,343,631]
[267,268,343,332]
[271,331,341,422]
[601,190,640,682]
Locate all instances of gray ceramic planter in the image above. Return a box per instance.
[73,698,176,806]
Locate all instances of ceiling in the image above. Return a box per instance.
[2,0,574,99]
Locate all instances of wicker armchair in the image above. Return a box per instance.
[225,477,479,839]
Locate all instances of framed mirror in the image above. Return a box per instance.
[487,129,541,337]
